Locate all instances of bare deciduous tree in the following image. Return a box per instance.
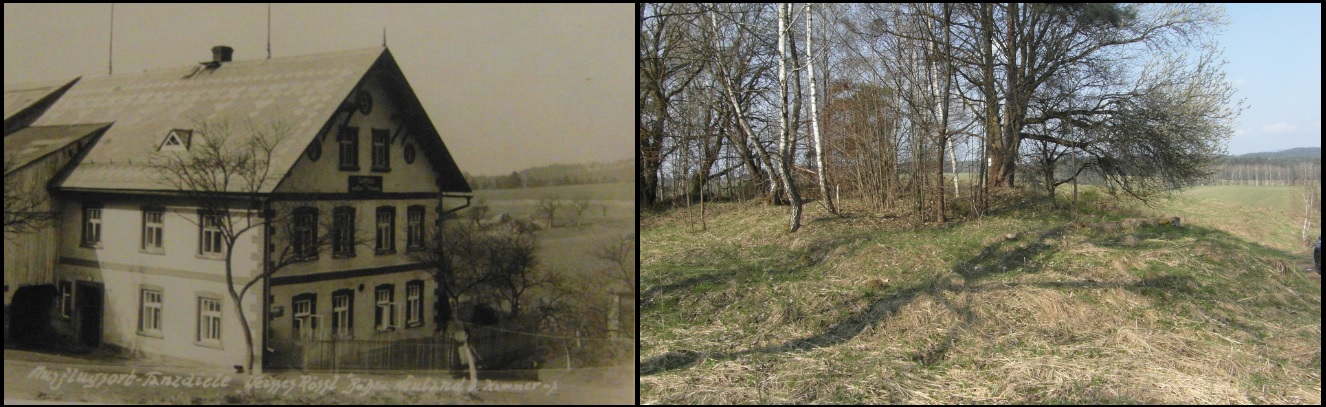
[3,157,58,237]
[149,119,360,374]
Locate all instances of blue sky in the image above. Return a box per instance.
[1220,3,1322,155]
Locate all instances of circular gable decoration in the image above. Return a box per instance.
[404,143,417,165]
[306,141,322,161]
[356,89,373,115]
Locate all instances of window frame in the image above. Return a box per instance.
[333,206,356,258]
[142,206,165,254]
[375,284,396,332]
[195,295,223,348]
[59,280,74,320]
[338,126,360,171]
[405,280,425,328]
[331,289,354,339]
[198,211,226,258]
[375,206,396,255]
[292,293,318,341]
[139,287,164,338]
[406,205,426,251]
[371,128,391,172]
[81,203,103,248]
[292,207,319,261]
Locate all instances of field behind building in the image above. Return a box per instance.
[641,185,1321,404]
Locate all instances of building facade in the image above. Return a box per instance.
[4,46,471,372]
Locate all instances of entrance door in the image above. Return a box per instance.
[75,282,103,347]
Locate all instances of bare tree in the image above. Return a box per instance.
[537,195,560,228]
[3,157,58,237]
[148,118,358,374]
[466,198,489,226]
[569,193,593,226]
[485,230,544,318]
[592,233,636,340]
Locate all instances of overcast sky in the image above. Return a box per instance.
[3,3,633,176]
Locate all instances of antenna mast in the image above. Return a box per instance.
[267,3,272,60]
[109,4,114,75]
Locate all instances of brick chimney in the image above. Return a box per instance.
[212,46,234,63]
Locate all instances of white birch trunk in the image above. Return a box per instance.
[806,3,835,214]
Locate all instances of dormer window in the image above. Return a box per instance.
[160,129,192,152]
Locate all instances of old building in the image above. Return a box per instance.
[3,46,471,372]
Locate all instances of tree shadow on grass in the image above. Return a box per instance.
[639,224,1262,377]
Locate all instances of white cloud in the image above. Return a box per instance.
[1260,123,1299,133]
[1231,78,1246,86]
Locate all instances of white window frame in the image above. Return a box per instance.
[338,126,359,170]
[293,297,316,340]
[143,208,165,253]
[82,206,102,247]
[406,207,424,250]
[332,292,353,339]
[333,207,356,258]
[59,280,74,320]
[376,207,395,254]
[375,285,396,332]
[199,213,225,257]
[406,282,423,328]
[371,129,391,171]
[196,297,223,347]
[139,289,163,337]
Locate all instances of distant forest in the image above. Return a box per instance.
[465,159,632,190]
[1208,147,1320,186]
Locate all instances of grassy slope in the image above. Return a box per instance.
[641,188,1321,404]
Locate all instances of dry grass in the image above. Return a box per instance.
[642,192,1322,404]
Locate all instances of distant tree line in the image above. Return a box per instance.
[1206,155,1321,186]
[465,160,631,190]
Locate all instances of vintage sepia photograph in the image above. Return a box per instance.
[5,3,634,404]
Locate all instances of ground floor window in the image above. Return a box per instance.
[375,284,396,332]
[293,293,318,340]
[139,289,163,336]
[59,280,74,320]
[332,289,354,339]
[406,280,424,328]
[197,297,222,346]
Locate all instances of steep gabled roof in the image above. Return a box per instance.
[31,48,385,193]
[4,77,80,136]
[3,123,110,176]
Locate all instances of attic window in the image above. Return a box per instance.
[160,129,193,152]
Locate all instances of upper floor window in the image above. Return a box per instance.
[376,206,396,254]
[333,206,356,258]
[142,207,165,253]
[199,212,225,257]
[159,129,192,152]
[406,206,426,251]
[371,129,391,172]
[338,126,360,171]
[292,207,319,261]
[82,203,103,247]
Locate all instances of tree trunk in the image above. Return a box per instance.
[806,3,835,214]
[777,3,803,232]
